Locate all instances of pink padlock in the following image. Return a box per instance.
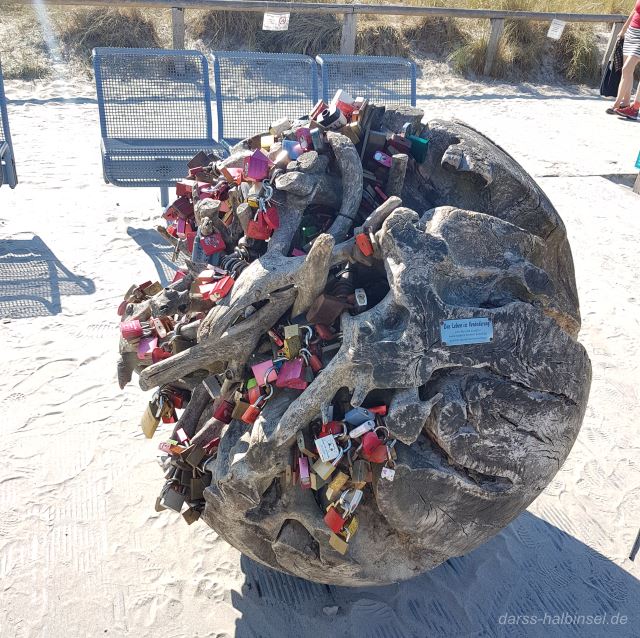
[275,358,308,391]
[295,127,313,151]
[120,320,143,341]
[251,359,278,386]
[244,149,272,181]
[137,336,157,360]
[373,151,393,168]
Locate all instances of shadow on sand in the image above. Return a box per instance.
[231,512,639,638]
[127,226,185,286]
[0,234,94,319]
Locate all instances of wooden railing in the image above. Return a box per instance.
[11,0,627,74]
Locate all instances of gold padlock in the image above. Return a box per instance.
[329,531,349,555]
[313,458,337,481]
[232,399,251,420]
[310,472,328,491]
[141,399,161,439]
[326,471,349,501]
[283,324,302,359]
[350,459,370,489]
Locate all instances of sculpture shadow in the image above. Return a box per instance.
[126,226,185,286]
[231,512,639,638]
[0,235,95,319]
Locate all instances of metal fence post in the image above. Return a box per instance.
[484,17,504,76]
[602,21,623,70]
[172,7,185,49]
[340,12,357,55]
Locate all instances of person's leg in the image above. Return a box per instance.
[614,56,639,108]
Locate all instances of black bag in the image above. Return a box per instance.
[600,38,624,97]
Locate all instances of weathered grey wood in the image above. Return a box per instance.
[340,12,357,55]
[634,172,640,195]
[171,7,185,49]
[7,0,628,24]
[602,21,623,70]
[484,18,505,76]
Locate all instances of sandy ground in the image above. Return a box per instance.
[0,70,639,638]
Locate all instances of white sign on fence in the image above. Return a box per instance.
[263,12,290,31]
[547,19,567,40]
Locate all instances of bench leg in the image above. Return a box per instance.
[160,186,169,207]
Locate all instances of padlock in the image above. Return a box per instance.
[350,459,370,488]
[317,105,347,131]
[261,134,275,149]
[314,433,340,462]
[314,323,336,341]
[319,420,343,437]
[213,399,234,424]
[120,319,144,341]
[387,133,412,155]
[344,407,375,426]
[232,399,250,420]
[328,531,349,554]
[282,139,303,160]
[301,347,323,373]
[407,135,429,163]
[152,347,172,364]
[251,359,278,386]
[326,470,349,501]
[297,429,317,458]
[310,128,326,152]
[246,378,261,405]
[164,196,193,221]
[283,325,302,359]
[313,438,351,480]
[246,211,272,240]
[349,419,375,439]
[354,226,374,257]
[275,357,307,390]
[190,475,206,500]
[141,395,162,438]
[309,100,328,120]
[295,127,313,151]
[176,179,197,197]
[202,275,234,302]
[324,504,347,533]
[160,400,177,424]
[262,203,280,230]
[200,232,226,256]
[298,456,311,489]
[310,472,328,491]
[241,385,274,425]
[182,507,201,525]
[354,288,368,313]
[373,150,393,168]
[137,336,157,360]
[244,148,272,181]
[362,430,384,456]
[161,485,186,513]
[330,89,355,117]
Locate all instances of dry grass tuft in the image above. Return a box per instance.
[405,16,466,56]
[356,23,409,57]
[553,24,601,84]
[58,8,161,62]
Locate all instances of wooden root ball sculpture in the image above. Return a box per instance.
[118,104,591,587]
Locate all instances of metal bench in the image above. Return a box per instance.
[211,51,318,144]
[93,47,222,206]
[316,54,417,107]
[0,57,18,189]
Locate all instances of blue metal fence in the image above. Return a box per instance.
[93,47,223,202]
[211,51,318,144]
[316,54,417,107]
[0,57,18,189]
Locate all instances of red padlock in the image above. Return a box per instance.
[200,232,226,256]
[241,402,262,425]
[368,405,388,416]
[176,179,197,197]
[324,505,347,533]
[262,205,280,230]
[320,421,343,437]
[307,351,323,373]
[120,320,143,341]
[361,431,383,456]
[246,212,272,240]
[314,323,336,341]
[213,399,234,424]
[151,347,172,364]
[185,231,197,254]
[164,196,193,220]
[355,228,374,257]
[362,444,388,464]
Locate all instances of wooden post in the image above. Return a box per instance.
[484,18,504,76]
[340,12,357,55]
[602,21,623,70]
[172,7,185,49]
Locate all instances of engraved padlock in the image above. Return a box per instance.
[325,470,349,501]
[283,324,302,359]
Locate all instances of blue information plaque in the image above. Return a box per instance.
[440,317,493,346]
